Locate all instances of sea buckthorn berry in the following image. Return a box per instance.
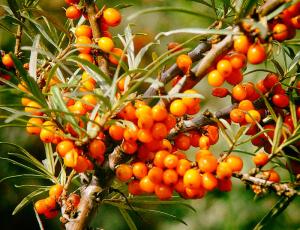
[81,94,97,111]
[204,125,219,145]
[122,141,138,155]
[217,59,232,78]
[176,54,192,73]
[218,178,232,192]
[199,135,210,150]
[291,15,300,29]
[2,54,14,68]
[69,100,87,115]
[25,101,43,116]
[263,73,279,90]
[78,53,93,63]
[163,169,178,186]
[57,140,75,157]
[135,105,152,118]
[272,94,289,108]
[170,99,187,117]
[74,156,89,173]
[76,36,92,54]
[66,5,81,19]
[138,114,154,129]
[44,197,56,210]
[117,77,125,91]
[253,152,269,167]
[137,129,153,143]
[176,159,191,176]
[44,210,58,219]
[148,167,164,184]
[132,162,148,179]
[232,84,247,101]
[109,124,124,141]
[195,150,213,161]
[247,43,266,65]
[140,176,155,193]
[198,155,218,173]
[164,154,179,169]
[226,69,243,85]
[164,114,177,130]
[174,178,185,194]
[21,97,31,106]
[116,164,133,182]
[124,126,138,142]
[89,139,106,159]
[151,104,168,121]
[212,87,229,98]
[67,194,80,207]
[168,42,182,52]
[155,184,173,200]
[238,100,254,111]
[272,84,285,95]
[65,0,79,4]
[174,133,191,150]
[128,180,143,195]
[120,103,137,121]
[190,131,201,147]
[182,89,201,108]
[64,149,78,168]
[207,70,224,87]
[26,118,43,135]
[103,8,122,27]
[34,199,47,215]
[273,23,289,42]
[229,53,246,69]
[216,162,232,179]
[225,155,243,172]
[75,25,92,38]
[98,37,115,53]
[183,169,202,189]
[245,110,261,124]
[152,123,168,140]
[263,169,280,183]
[154,150,169,168]
[49,184,63,200]
[202,172,217,191]
[109,48,124,65]
[234,35,250,54]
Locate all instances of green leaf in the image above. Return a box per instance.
[119,207,138,230]
[187,0,212,8]
[44,143,55,175]
[33,206,45,230]
[271,116,283,154]
[261,93,277,122]
[13,188,47,215]
[288,50,300,73]
[0,174,46,183]
[28,35,40,81]
[271,60,284,77]
[7,0,21,19]
[265,1,292,21]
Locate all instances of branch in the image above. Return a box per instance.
[14,22,23,57]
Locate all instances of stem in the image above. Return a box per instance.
[14,22,23,57]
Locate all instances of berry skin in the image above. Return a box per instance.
[238,100,254,111]
[89,139,106,159]
[78,53,94,63]
[253,152,269,167]
[182,89,201,108]
[164,154,179,169]
[138,114,154,129]
[245,110,261,124]
[132,162,148,179]
[26,118,44,135]
[109,124,124,141]
[202,172,218,191]
[154,150,169,168]
[273,23,289,42]
[64,149,79,168]
[155,184,173,200]
[272,94,289,108]
[291,15,300,29]
[163,169,178,186]
[208,70,224,87]
[232,84,247,101]
[34,199,48,215]
[217,59,232,78]
[183,169,202,189]
[49,184,63,200]
[234,35,250,54]
[44,197,56,210]
[263,169,280,183]
[148,167,164,184]
[174,133,191,150]
[170,99,187,117]
[216,162,232,180]
[25,101,43,116]
[116,164,133,182]
[123,126,138,142]
[176,159,191,176]
[225,155,243,172]
[66,6,81,19]
[76,36,92,54]
[199,135,210,150]
[67,194,80,207]
[247,43,266,65]
[75,25,92,38]
[229,53,246,69]
[140,176,155,193]
[212,87,229,98]
[176,54,192,73]
[137,129,153,143]
[57,140,75,157]
[44,210,58,219]
[74,156,89,173]
[128,180,143,195]
[108,48,124,65]
[230,109,245,124]
[98,37,115,53]
[218,179,232,192]
[226,69,243,85]
[151,105,168,121]
[122,141,138,154]
[263,73,279,90]
[198,155,218,173]
[103,8,122,27]
[2,54,14,68]
[65,0,79,4]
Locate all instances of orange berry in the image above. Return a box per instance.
[75,25,92,38]
[78,53,93,63]
[135,105,152,118]
[81,94,97,111]
[195,149,213,161]
[44,209,58,219]
[34,199,47,215]
[208,70,224,87]
[25,101,43,116]
[138,114,154,129]
[217,59,232,78]
[151,122,168,140]
[109,47,124,65]
[186,103,200,115]
[122,141,138,155]
[216,162,232,180]
[44,196,56,210]
[152,105,168,121]
[155,184,173,200]
[174,178,185,194]
[273,23,289,42]
[232,84,247,101]
[170,99,187,117]
[69,101,87,115]
[218,178,232,192]
[117,77,125,91]
[40,121,56,143]
[49,184,63,200]
[230,109,245,124]
[263,169,280,183]
[226,69,243,85]
[182,89,200,108]
[176,159,191,176]
[64,149,78,168]
[76,36,92,54]
[233,35,250,54]
[198,155,218,173]
[199,135,210,150]
[176,54,192,73]
[183,168,202,189]
[204,125,219,145]
[229,53,246,69]
[164,154,179,169]
[148,167,164,184]
[190,131,201,147]
[238,100,254,111]
[202,172,218,191]
[56,140,74,157]
[26,118,43,135]
[116,164,133,182]
[253,152,269,167]
[74,156,89,173]
[66,5,81,19]
[89,139,106,159]
[103,8,122,27]
[163,169,178,186]
[98,37,115,53]
[132,162,148,179]
[245,110,261,124]
[140,176,155,193]
[225,155,243,172]
[128,180,143,195]
[154,150,169,168]
[120,103,137,121]
[164,114,177,130]
[2,54,14,68]
[137,129,153,143]
[109,124,124,141]
[174,133,191,150]
[67,193,80,207]
[185,187,206,199]
[21,97,31,106]
[247,43,266,65]
[123,126,138,142]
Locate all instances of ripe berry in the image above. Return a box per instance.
[66,6,81,19]
[108,48,124,65]
[137,129,153,143]
[44,197,56,210]
[253,152,269,167]
[25,101,43,116]
[57,140,75,157]
[291,15,300,29]
[182,89,201,108]
[128,180,143,195]
[218,178,232,192]
[263,73,279,90]
[216,162,232,179]
[247,43,266,64]
[122,141,138,154]
[116,164,133,182]
[132,162,148,179]
[208,70,224,87]
[2,54,14,68]
[176,159,191,176]
[75,25,92,38]
[151,105,168,121]
[183,169,202,189]
[140,176,155,193]
[138,114,154,129]
[272,94,289,108]
[26,118,43,135]
[123,126,138,142]
[176,54,192,73]
[44,210,58,219]
[273,23,289,41]
[89,139,106,159]
[198,135,210,150]
[164,154,179,169]
[198,155,218,173]
[263,169,280,183]
[225,155,243,172]
[202,172,217,191]
[154,150,169,168]
[238,100,254,111]
[148,167,164,184]
[234,35,250,54]
[226,69,243,85]
[163,169,178,186]
[49,184,63,200]
[212,87,229,98]
[230,109,246,124]
[169,99,187,117]
[155,184,173,200]
[67,194,80,207]
[34,199,47,215]
[174,133,191,150]
[74,156,89,173]
[76,36,92,54]
[78,53,93,63]
[232,84,247,101]
[64,149,78,168]
[229,53,246,69]
[103,8,122,27]
[217,59,232,78]
[245,110,261,124]
[98,37,115,53]
[109,124,124,141]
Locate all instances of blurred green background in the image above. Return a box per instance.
[0,0,300,229]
